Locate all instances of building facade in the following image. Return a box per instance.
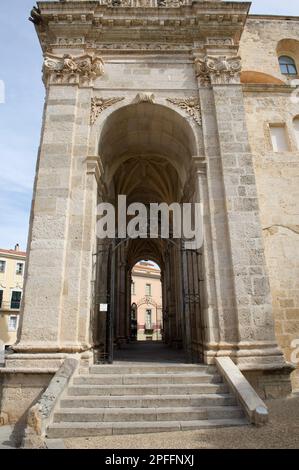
[1,0,299,428]
[131,261,162,341]
[0,246,25,347]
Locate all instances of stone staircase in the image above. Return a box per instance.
[46,363,248,438]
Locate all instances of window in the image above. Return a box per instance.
[294,117,299,149]
[0,260,6,273]
[145,283,152,296]
[10,291,21,310]
[8,315,18,332]
[145,309,152,329]
[269,124,289,152]
[131,281,135,295]
[279,56,297,76]
[16,263,24,275]
[0,290,3,308]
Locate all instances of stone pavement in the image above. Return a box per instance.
[0,425,17,449]
[113,341,187,364]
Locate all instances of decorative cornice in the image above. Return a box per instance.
[195,55,242,86]
[29,6,42,25]
[166,97,201,126]
[43,53,104,87]
[90,96,125,125]
[34,2,249,52]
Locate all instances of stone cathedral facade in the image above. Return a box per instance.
[1,0,299,430]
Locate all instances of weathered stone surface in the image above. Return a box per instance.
[23,358,78,445]
[216,357,268,425]
[3,0,298,432]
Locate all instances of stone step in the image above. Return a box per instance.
[89,364,213,375]
[54,406,244,423]
[67,383,228,396]
[73,373,222,386]
[47,418,248,438]
[61,393,236,409]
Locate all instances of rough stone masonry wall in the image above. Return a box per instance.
[240,17,299,82]
[241,17,299,390]
[243,90,299,390]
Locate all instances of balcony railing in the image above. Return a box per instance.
[0,301,21,311]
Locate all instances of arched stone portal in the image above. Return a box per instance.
[5,1,292,418]
[93,102,205,363]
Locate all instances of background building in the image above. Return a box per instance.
[131,261,162,341]
[0,245,25,347]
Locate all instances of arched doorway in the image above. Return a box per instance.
[130,260,162,342]
[93,102,204,364]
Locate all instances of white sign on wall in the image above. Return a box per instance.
[99,304,108,312]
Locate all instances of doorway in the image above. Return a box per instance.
[92,102,204,364]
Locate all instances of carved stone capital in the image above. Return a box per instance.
[43,53,104,87]
[193,156,207,176]
[166,97,201,126]
[86,156,104,186]
[90,97,125,125]
[195,55,241,86]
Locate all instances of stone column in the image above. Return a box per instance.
[195,54,286,369]
[193,156,220,363]
[15,53,104,354]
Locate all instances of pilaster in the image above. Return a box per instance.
[195,50,286,369]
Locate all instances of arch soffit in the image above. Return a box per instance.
[90,97,201,180]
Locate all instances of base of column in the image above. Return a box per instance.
[204,340,288,366]
[13,341,92,354]
[203,340,295,397]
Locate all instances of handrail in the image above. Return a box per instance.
[215,357,269,426]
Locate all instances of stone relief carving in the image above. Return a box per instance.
[166,97,201,126]
[90,97,125,125]
[195,55,242,86]
[206,38,234,46]
[43,53,104,86]
[56,37,84,46]
[135,92,155,103]
[106,0,185,7]
[97,42,191,51]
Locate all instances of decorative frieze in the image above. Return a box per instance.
[90,97,125,125]
[56,37,85,46]
[43,53,104,87]
[97,42,192,51]
[206,38,234,46]
[166,97,201,126]
[195,55,242,86]
[106,0,186,7]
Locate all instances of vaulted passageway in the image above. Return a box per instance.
[92,102,205,364]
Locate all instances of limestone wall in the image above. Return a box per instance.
[241,16,299,388]
[241,16,299,83]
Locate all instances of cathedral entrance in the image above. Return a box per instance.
[92,102,205,364]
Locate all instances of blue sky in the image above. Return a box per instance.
[0,1,297,250]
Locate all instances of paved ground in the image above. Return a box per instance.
[0,425,17,449]
[64,395,299,449]
[113,341,188,364]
